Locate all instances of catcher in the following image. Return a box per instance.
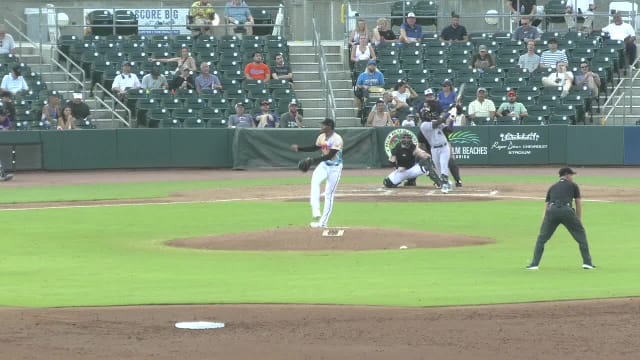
[383,132,442,188]
[291,118,344,229]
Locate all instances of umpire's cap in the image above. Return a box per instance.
[321,118,335,129]
[559,167,577,176]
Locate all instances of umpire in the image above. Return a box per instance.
[527,167,595,270]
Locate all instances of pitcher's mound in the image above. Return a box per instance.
[168,227,494,251]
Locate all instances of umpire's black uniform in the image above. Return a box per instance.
[528,167,595,269]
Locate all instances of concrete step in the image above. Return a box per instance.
[295,89,325,98]
[295,71,348,81]
[333,89,355,98]
[299,98,325,108]
[336,117,362,127]
[335,98,355,108]
[294,62,345,72]
[328,73,352,81]
[293,80,322,90]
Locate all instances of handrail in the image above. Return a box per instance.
[602,91,625,126]
[3,18,40,62]
[312,18,337,123]
[49,48,86,87]
[93,83,132,128]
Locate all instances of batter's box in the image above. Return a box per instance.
[322,229,345,237]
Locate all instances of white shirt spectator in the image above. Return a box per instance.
[602,21,636,42]
[111,72,141,93]
[141,73,168,89]
[0,32,16,55]
[0,73,28,94]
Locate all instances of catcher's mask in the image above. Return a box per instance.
[401,133,413,147]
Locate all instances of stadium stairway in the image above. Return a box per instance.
[289,41,359,127]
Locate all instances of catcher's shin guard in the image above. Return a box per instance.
[383,177,397,188]
[420,158,442,187]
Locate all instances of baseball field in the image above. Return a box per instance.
[0,167,639,359]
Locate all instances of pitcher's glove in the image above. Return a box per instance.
[297,157,314,172]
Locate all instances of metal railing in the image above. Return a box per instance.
[312,18,337,122]
[93,83,132,128]
[601,58,640,126]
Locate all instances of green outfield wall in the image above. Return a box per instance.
[0,126,636,170]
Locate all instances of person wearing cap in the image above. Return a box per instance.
[279,101,304,128]
[354,59,385,119]
[468,87,496,122]
[511,16,541,42]
[253,100,279,128]
[141,67,168,90]
[228,102,253,128]
[542,61,573,97]
[438,79,457,111]
[111,62,141,103]
[0,66,28,96]
[0,24,17,56]
[470,45,496,71]
[271,53,294,88]
[526,167,596,271]
[440,14,468,42]
[518,40,541,73]
[244,52,271,82]
[497,90,528,121]
[195,62,222,93]
[539,38,568,69]
[41,94,62,128]
[417,88,443,122]
[367,98,392,127]
[169,67,196,91]
[399,12,422,44]
[66,92,92,122]
[290,118,344,229]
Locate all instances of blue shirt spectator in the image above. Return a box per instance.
[225,0,255,35]
[399,13,422,44]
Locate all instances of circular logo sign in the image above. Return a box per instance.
[384,128,418,158]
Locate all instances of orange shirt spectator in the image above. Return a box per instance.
[244,52,271,81]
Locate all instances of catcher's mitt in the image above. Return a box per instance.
[297,157,314,172]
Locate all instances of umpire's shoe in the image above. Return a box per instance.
[404,178,416,186]
[383,177,397,188]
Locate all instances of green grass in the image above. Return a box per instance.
[2,175,639,204]
[1,186,639,308]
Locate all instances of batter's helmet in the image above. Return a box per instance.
[321,118,335,130]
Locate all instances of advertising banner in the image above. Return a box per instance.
[448,127,490,165]
[488,126,549,165]
[84,8,190,35]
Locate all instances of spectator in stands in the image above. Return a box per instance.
[0,91,15,130]
[467,88,496,122]
[0,66,28,95]
[66,93,92,123]
[382,91,398,120]
[253,100,278,128]
[41,94,61,128]
[575,1,596,32]
[279,101,304,128]
[149,47,197,73]
[228,102,253,128]
[351,36,377,64]
[518,40,541,73]
[574,61,601,97]
[195,62,222,93]
[141,67,168,90]
[470,45,496,71]
[506,0,538,26]
[244,52,271,82]
[391,81,418,120]
[440,14,468,42]
[349,19,370,47]
[512,16,541,42]
[564,1,594,31]
[496,90,528,121]
[0,25,17,56]
[355,60,384,114]
[367,99,393,127]
[57,107,76,130]
[271,53,294,87]
[225,0,254,36]
[371,18,397,47]
[190,0,216,38]
[170,68,196,91]
[539,38,568,69]
[401,114,416,127]
[417,88,444,124]
[438,79,457,111]
[542,61,574,97]
[111,62,141,103]
[399,12,422,45]
[601,12,637,68]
